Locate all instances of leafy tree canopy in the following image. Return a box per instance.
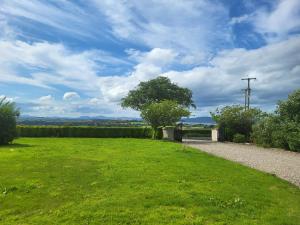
[141,100,190,130]
[0,97,20,145]
[121,76,195,111]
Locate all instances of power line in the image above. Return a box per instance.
[241,77,256,110]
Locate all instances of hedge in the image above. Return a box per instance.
[17,126,153,138]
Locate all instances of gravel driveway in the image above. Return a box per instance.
[183,139,300,187]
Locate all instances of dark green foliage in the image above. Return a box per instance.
[252,117,299,151]
[182,128,211,138]
[174,126,183,142]
[121,76,195,110]
[0,98,20,145]
[277,89,300,123]
[233,133,246,143]
[152,127,163,139]
[17,126,153,138]
[252,89,300,152]
[211,106,264,142]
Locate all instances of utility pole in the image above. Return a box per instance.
[241,88,247,110]
[241,77,256,110]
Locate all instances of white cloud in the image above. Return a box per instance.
[2,35,300,116]
[253,0,300,41]
[63,92,80,100]
[1,0,299,118]
[93,0,232,60]
[162,35,300,113]
[89,98,101,105]
[230,14,251,25]
[0,0,103,40]
[38,95,53,102]
[0,40,132,94]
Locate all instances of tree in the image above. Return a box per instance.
[141,100,190,135]
[211,105,265,141]
[0,97,20,145]
[252,89,300,151]
[121,76,195,111]
[276,89,300,123]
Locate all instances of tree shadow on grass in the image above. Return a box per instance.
[0,143,33,149]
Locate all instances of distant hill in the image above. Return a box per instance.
[181,117,216,124]
[17,115,142,126]
[18,115,215,126]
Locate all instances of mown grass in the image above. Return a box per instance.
[0,138,299,225]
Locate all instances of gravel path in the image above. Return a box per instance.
[183,139,300,187]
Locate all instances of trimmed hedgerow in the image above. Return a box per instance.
[17,126,154,138]
[182,129,211,138]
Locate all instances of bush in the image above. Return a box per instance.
[285,122,300,152]
[0,98,20,145]
[251,116,283,148]
[287,131,300,152]
[17,126,154,138]
[233,133,246,143]
[211,105,265,142]
[251,89,300,152]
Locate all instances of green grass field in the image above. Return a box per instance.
[0,138,299,224]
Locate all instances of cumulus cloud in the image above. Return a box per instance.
[254,0,300,38]
[0,40,129,94]
[1,0,299,117]
[63,92,80,100]
[163,35,300,113]
[1,35,300,116]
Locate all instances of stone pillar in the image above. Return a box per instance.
[211,128,219,142]
[162,127,175,141]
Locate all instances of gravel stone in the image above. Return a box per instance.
[183,139,300,187]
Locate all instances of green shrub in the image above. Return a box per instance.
[17,126,154,138]
[287,131,300,152]
[233,133,246,143]
[285,122,300,152]
[251,116,282,148]
[0,98,20,145]
[211,105,265,142]
[182,129,211,138]
[251,89,300,151]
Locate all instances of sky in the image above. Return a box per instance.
[0,0,300,118]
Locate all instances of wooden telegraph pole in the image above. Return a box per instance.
[241,77,256,110]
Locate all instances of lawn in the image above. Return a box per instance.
[0,138,299,225]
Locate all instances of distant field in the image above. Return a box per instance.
[0,138,299,224]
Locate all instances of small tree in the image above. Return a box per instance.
[121,76,195,110]
[141,100,190,137]
[0,97,20,145]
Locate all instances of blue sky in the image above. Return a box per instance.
[0,0,300,117]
